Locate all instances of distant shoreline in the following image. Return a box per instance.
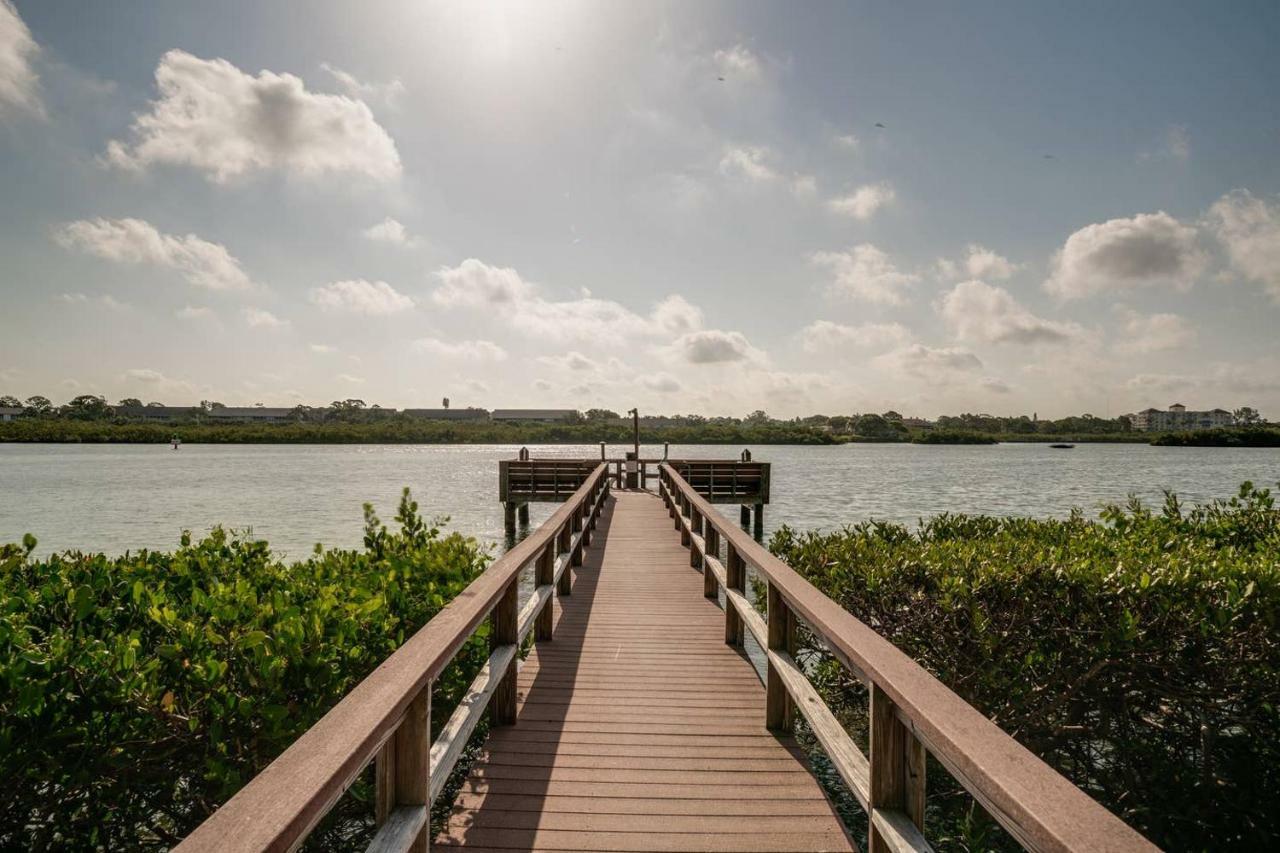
[2,421,1275,447]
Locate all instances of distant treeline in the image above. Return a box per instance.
[1152,427,1280,447]
[0,417,839,446]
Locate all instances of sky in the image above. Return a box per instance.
[1,0,1278,419]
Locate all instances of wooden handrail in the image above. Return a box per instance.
[177,464,610,853]
[659,464,1157,853]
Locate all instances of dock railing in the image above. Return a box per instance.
[658,463,1157,853]
[176,464,610,853]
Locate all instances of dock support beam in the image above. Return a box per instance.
[503,502,516,537]
[754,503,764,539]
[518,503,529,526]
[740,504,751,527]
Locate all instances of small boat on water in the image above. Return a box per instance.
[1049,443,1075,449]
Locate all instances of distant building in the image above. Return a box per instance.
[402,408,490,421]
[0,406,23,422]
[902,417,933,429]
[115,405,198,422]
[205,406,298,424]
[1131,404,1234,432]
[491,409,578,424]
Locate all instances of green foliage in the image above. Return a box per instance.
[0,489,490,850]
[909,429,997,445]
[1151,426,1280,447]
[0,416,838,445]
[769,483,1280,851]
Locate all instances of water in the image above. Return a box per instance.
[1,442,1277,557]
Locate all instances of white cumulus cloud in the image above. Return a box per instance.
[412,337,507,362]
[1114,310,1196,354]
[105,50,401,182]
[1044,211,1207,299]
[718,145,778,183]
[800,320,912,353]
[361,217,419,247]
[310,279,413,315]
[243,307,287,329]
[0,0,41,116]
[712,44,762,82]
[55,217,252,291]
[671,329,764,365]
[320,62,405,109]
[811,244,918,306]
[1206,190,1280,302]
[875,344,983,379]
[938,280,1082,345]
[827,182,895,220]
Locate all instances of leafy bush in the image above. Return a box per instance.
[769,483,1280,851]
[910,429,998,445]
[1151,427,1280,447]
[0,489,490,850]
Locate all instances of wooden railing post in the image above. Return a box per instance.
[725,543,745,645]
[535,544,554,641]
[375,684,431,851]
[869,683,926,852]
[766,581,796,730]
[703,526,719,599]
[557,519,572,596]
[570,504,584,567]
[689,506,702,569]
[490,579,518,726]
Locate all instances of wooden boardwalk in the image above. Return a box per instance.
[439,490,854,852]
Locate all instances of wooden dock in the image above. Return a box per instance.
[439,491,853,851]
[178,461,1158,853]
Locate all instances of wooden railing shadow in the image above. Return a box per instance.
[440,495,613,846]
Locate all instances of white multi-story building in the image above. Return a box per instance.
[1130,403,1234,432]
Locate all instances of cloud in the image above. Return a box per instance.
[538,351,597,371]
[430,259,705,343]
[120,367,198,397]
[827,182,895,220]
[55,217,252,291]
[176,305,213,319]
[1114,309,1196,353]
[1206,190,1280,301]
[0,0,41,116]
[832,133,860,151]
[1139,125,1190,163]
[59,292,127,311]
[718,145,777,183]
[431,258,535,308]
[309,343,337,353]
[800,320,912,353]
[938,280,1082,345]
[412,337,507,362]
[962,244,1017,280]
[671,329,763,365]
[980,376,1013,394]
[243,307,287,329]
[642,373,682,393]
[319,62,405,108]
[532,379,553,392]
[1125,372,1194,393]
[104,50,401,182]
[361,216,419,247]
[712,44,762,82]
[335,372,365,384]
[310,279,413,315]
[1044,211,1207,299]
[123,368,164,383]
[875,344,983,379]
[811,243,918,306]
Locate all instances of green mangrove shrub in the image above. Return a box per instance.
[769,483,1280,852]
[0,489,490,851]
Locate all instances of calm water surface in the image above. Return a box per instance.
[2,442,1277,556]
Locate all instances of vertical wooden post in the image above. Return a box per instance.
[557,520,572,596]
[570,504,584,566]
[375,685,431,851]
[725,543,745,645]
[689,507,702,568]
[869,683,926,851]
[740,504,751,527]
[517,502,529,526]
[703,526,719,599]
[535,544,554,641]
[766,582,796,731]
[503,502,516,536]
[490,579,518,726]
[753,503,764,539]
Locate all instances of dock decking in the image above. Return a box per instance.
[440,491,854,851]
